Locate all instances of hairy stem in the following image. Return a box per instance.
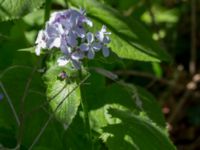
[0,81,20,126]
[79,71,93,150]
[44,0,52,22]
[17,59,41,149]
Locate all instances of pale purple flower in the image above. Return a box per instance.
[57,57,69,66]
[80,32,101,59]
[57,56,81,69]
[102,46,110,57]
[96,25,111,57]
[57,49,84,69]
[48,9,91,38]
[35,9,111,69]
[48,11,65,24]
[60,34,71,55]
[96,25,111,43]
[35,30,47,55]
[67,31,78,47]
[70,52,84,69]
[45,23,64,49]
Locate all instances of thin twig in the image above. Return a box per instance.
[0,65,32,79]
[168,91,191,124]
[190,0,197,75]
[0,82,20,126]
[115,70,183,90]
[28,116,52,150]
[145,0,161,40]
[28,74,90,150]
[187,135,200,150]
[29,89,46,97]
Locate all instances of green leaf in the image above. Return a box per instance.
[18,47,36,53]
[101,109,176,150]
[0,127,17,148]
[121,83,166,128]
[47,80,81,125]
[0,46,72,149]
[44,58,81,125]
[86,76,166,129]
[0,63,65,149]
[0,0,45,21]
[81,71,173,149]
[63,114,94,150]
[69,0,171,62]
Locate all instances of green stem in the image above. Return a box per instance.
[0,82,20,126]
[17,58,41,149]
[79,70,93,150]
[44,0,52,23]
[64,0,69,8]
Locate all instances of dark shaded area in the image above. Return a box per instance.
[105,0,200,149]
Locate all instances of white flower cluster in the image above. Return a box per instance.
[35,9,111,69]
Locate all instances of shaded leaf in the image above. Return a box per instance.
[18,47,36,53]
[0,62,65,149]
[0,0,44,21]
[101,108,176,150]
[120,83,166,128]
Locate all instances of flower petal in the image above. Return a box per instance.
[35,45,41,56]
[60,44,71,55]
[80,43,89,51]
[60,35,71,55]
[92,42,102,51]
[46,24,59,38]
[84,18,93,27]
[71,59,81,69]
[87,32,94,43]
[57,57,69,66]
[35,30,47,55]
[101,25,107,33]
[96,25,111,42]
[48,37,61,48]
[96,31,104,42]
[101,25,111,35]
[71,51,84,60]
[35,30,44,44]
[102,46,110,57]
[103,36,110,44]
[87,50,95,59]
[75,27,86,38]
[67,31,78,47]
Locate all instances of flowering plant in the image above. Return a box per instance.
[0,0,176,149]
[35,9,111,69]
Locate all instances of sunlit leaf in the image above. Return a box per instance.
[44,57,81,125]
[69,0,171,62]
